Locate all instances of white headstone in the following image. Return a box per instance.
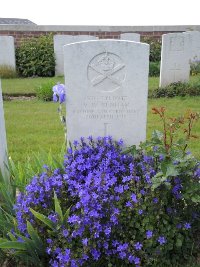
[54,35,98,76]
[184,31,200,62]
[64,40,149,146]
[159,33,190,87]
[120,33,140,42]
[0,79,8,177]
[0,36,16,69]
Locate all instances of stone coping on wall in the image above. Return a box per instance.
[0,25,200,32]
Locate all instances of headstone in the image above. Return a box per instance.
[184,31,200,62]
[0,36,16,69]
[54,35,98,76]
[64,40,149,146]
[120,33,140,42]
[0,79,8,177]
[159,33,190,87]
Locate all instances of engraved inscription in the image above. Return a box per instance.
[169,36,184,51]
[72,95,137,120]
[87,52,126,92]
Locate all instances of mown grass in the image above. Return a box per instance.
[1,74,200,96]
[1,76,64,95]
[3,96,200,163]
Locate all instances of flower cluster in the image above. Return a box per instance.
[52,83,66,103]
[14,136,200,267]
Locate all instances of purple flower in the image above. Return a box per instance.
[52,83,66,103]
[82,238,88,246]
[131,193,138,203]
[184,222,191,229]
[157,236,166,245]
[146,230,153,239]
[134,242,143,250]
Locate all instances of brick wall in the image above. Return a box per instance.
[0,25,199,47]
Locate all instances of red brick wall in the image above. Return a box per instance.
[0,30,174,47]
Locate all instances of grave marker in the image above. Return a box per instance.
[64,40,149,146]
[54,35,98,76]
[159,33,190,87]
[0,36,16,69]
[120,33,140,42]
[0,79,8,177]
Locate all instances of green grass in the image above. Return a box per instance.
[3,96,200,163]
[2,76,64,95]
[1,74,200,96]
[4,100,65,163]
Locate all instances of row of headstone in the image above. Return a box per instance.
[0,79,8,177]
[159,31,200,87]
[0,36,16,70]
[54,33,140,76]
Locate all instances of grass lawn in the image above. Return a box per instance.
[1,74,200,96]
[3,96,200,163]
[2,76,64,95]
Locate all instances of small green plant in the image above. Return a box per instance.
[190,57,200,76]
[0,65,17,79]
[149,62,160,77]
[35,81,55,101]
[16,34,55,77]
[150,81,200,98]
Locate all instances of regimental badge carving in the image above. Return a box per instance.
[87,52,126,92]
[169,36,184,51]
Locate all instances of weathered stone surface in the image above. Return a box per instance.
[64,40,149,146]
[159,33,190,87]
[0,79,8,177]
[0,36,15,69]
[184,31,200,62]
[54,35,98,75]
[120,33,140,42]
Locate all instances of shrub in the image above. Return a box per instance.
[190,58,200,76]
[142,37,161,62]
[1,123,199,267]
[0,64,17,78]
[149,61,160,77]
[150,81,200,98]
[35,81,55,101]
[16,34,55,77]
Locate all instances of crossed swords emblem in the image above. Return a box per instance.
[88,58,125,87]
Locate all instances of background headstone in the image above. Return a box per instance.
[64,40,149,146]
[54,35,98,76]
[0,36,16,69]
[159,32,190,87]
[120,33,140,42]
[184,31,200,62]
[0,79,8,177]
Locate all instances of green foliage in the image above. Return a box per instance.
[150,81,200,98]
[16,34,55,77]
[190,58,200,76]
[142,37,161,62]
[35,81,54,101]
[0,65,17,79]
[149,61,160,77]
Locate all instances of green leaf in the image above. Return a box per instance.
[54,191,63,222]
[176,238,183,247]
[27,221,44,250]
[30,208,54,230]
[0,241,27,250]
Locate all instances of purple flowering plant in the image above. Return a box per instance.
[52,83,67,141]
[0,107,199,266]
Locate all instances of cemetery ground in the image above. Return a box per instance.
[2,75,200,163]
